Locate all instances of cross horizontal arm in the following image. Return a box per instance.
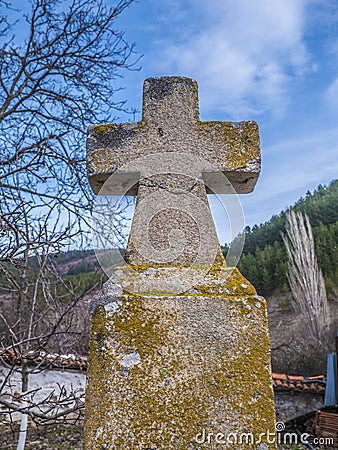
[86,121,260,195]
[86,77,261,195]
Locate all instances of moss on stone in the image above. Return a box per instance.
[84,268,276,449]
[93,124,120,134]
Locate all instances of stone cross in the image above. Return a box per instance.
[84,77,276,450]
[87,76,260,266]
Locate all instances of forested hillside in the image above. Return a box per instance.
[228,180,338,299]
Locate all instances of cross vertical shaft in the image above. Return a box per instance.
[87,76,261,267]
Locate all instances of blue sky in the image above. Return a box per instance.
[112,0,338,243]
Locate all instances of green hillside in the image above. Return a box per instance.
[229,179,338,298]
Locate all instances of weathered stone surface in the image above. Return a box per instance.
[90,264,256,298]
[84,267,276,449]
[87,77,260,196]
[125,175,225,266]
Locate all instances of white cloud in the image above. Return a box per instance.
[147,0,309,118]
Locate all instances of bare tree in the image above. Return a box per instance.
[282,210,331,343]
[0,0,138,447]
[0,0,138,258]
[0,246,104,448]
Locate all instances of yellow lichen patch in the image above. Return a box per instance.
[85,297,208,449]
[87,148,115,173]
[93,123,120,134]
[84,280,276,449]
[199,120,260,171]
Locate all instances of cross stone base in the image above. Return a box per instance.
[84,265,276,450]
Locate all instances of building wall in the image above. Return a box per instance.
[274,391,324,423]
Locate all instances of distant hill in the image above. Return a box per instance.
[50,249,99,275]
[227,179,338,299]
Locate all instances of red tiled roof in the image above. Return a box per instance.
[272,372,326,394]
[0,349,88,371]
